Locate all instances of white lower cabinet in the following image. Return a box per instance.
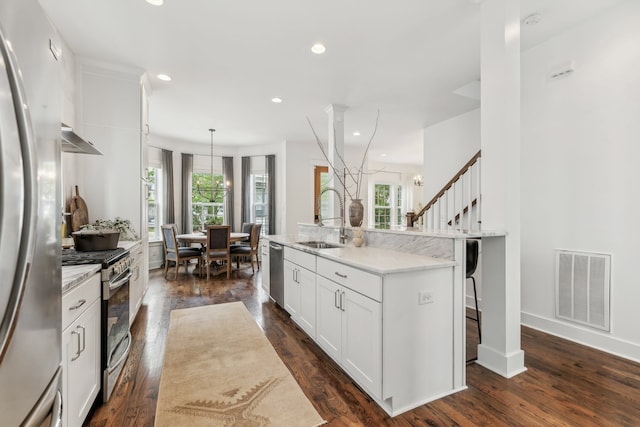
[62,273,101,427]
[284,259,316,338]
[130,241,145,326]
[261,239,270,293]
[278,244,459,416]
[316,275,382,399]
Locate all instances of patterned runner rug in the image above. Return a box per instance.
[155,302,325,426]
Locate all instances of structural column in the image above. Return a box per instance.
[477,0,526,378]
[325,104,348,220]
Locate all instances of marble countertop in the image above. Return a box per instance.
[62,264,101,294]
[266,235,456,275]
[297,222,507,238]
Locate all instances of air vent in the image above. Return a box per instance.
[555,249,610,331]
[548,61,576,81]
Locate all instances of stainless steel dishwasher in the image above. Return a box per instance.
[269,242,285,307]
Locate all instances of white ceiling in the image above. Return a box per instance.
[39,0,624,165]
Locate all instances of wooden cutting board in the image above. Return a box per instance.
[70,185,89,231]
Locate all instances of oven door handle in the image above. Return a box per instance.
[107,331,132,374]
[109,270,133,292]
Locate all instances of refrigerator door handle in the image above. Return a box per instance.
[0,23,38,364]
[21,365,63,427]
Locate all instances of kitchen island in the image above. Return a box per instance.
[266,234,464,416]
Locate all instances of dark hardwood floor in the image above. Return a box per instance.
[85,265,640,426]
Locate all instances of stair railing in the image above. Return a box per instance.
[406,150,481,233]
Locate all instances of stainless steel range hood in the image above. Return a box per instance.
[61,123,102,155]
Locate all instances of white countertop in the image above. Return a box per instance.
[62,264,101,294]
[266,235,456,275]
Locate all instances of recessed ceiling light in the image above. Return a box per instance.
[146,0,164,6]
[380,153,387,158]
[311,43,326,54]
[353,131,361,136]
[157,74,171,81]
[271,97,282,103]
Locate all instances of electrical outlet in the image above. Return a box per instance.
[418,291,434,305]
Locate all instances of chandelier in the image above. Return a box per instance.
[196,128,230,202]
[414,175,424,187]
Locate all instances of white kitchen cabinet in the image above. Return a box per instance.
[129,241,146,325]
[316,275,382,399]
[62,273,101,427]
[260,239,270,293]
[148,240,165,270]
[284,248,317,338]
[270,239,461,416]
[284,260,300,317]
[73,60,148,298]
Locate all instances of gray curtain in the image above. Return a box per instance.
[162,149,175,224]
[266,154,276,235]
[222,156,234,230]
[241,156,251,224]
[181,153,193,233]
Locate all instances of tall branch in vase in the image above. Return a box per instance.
[306,109,379,201]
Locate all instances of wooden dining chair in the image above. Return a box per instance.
[204,225,231,280]
[161,224,202,279]
[230,224,262,273]
[231,222,254,248]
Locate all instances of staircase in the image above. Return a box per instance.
[407,150,481,233]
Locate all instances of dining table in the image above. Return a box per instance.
[176,231,250,275]
[176,232,249,246]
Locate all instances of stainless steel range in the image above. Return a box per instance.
[62,248,133,402]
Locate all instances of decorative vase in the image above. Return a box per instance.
[349,199,364,227]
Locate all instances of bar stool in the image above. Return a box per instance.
[466,239,481,362]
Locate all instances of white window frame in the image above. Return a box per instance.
[146,164,163,241]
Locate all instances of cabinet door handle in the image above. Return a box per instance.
[70,330,81,361]
[340,291,346,311]
[77,325,86,354]
[335,272,347,279]
[334,289,340,309]
[68,299,86,311]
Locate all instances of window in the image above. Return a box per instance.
[372,183,404,229]
[246,156,271,236]
[147,166,163,240]
[253,172,268,234]
[192,171,226,231]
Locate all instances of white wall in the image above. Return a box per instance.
[423,108,481,202]
[520,0,640,361]
[421,109,482,308]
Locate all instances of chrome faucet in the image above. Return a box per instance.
[317,187,346,244]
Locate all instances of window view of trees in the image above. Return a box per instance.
[147,167,161,240]
[373,183,403,229]
[192,172,226,231]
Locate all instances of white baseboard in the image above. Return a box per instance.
[521,311,640,363]
[466,295,481,310]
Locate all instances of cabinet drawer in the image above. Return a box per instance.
[284,247,316,271]
[317,257,382,302]
[62,273,100,329]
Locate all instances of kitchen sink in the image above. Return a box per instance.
[296,241,342,249]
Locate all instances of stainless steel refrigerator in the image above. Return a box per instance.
[0,0,63,425]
